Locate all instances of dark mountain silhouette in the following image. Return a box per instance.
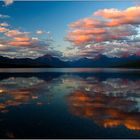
[36,54,68,67]
[0,54,140,68]
[0,55,67,68]
[67,55,140,68]
[0,55,51,68]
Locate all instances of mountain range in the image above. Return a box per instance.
[0,54,140,68]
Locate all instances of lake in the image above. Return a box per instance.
[0,68,140,138]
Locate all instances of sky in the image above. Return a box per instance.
[0,0,140,60]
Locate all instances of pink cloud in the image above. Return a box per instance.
[0,24,53,58]
[94,6,140,26]
[7,37,32,47]
[66,25,136,45]
[66,5,140,58]
[94,8,123,19]
[66,6,139,45]
[94,6,140,19]
[5,30,29,38]
[3,0,14,6]
[68,28,106,36]
[69,18,105,29]
[66,34,94,45]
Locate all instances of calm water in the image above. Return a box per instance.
[0,68,140,138]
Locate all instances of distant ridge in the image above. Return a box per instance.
[0,54,140,68]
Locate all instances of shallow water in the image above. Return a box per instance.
[0,68,140,138]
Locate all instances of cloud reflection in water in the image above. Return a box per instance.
[67,77,140,131]
[0,77,54,112]
[0,74,140,133]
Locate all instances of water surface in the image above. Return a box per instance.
[0,68,140,138]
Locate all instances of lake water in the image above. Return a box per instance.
[0,68,140,138]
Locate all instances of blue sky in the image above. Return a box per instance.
[0,1,140,59]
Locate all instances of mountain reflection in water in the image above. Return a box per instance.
[0,70,140,138]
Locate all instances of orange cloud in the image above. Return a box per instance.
[8,41,31,47]
[0,27,8,33]
[14,37,30,42]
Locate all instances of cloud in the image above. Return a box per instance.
[0,14,10,18]
[36,30,46,35]
[8,38,32,47]
[3,0,14,6]
[67,77,140,130]
[0,22,9,27]
[5,30,29,38]
[0,25,56,58]
[66,25,137,46]
[66,5,140,58]
[69,18,105,29]
[94,6,140,26]
[67,40,140,59]
[0,27,8,33]
[0,77,48,111]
